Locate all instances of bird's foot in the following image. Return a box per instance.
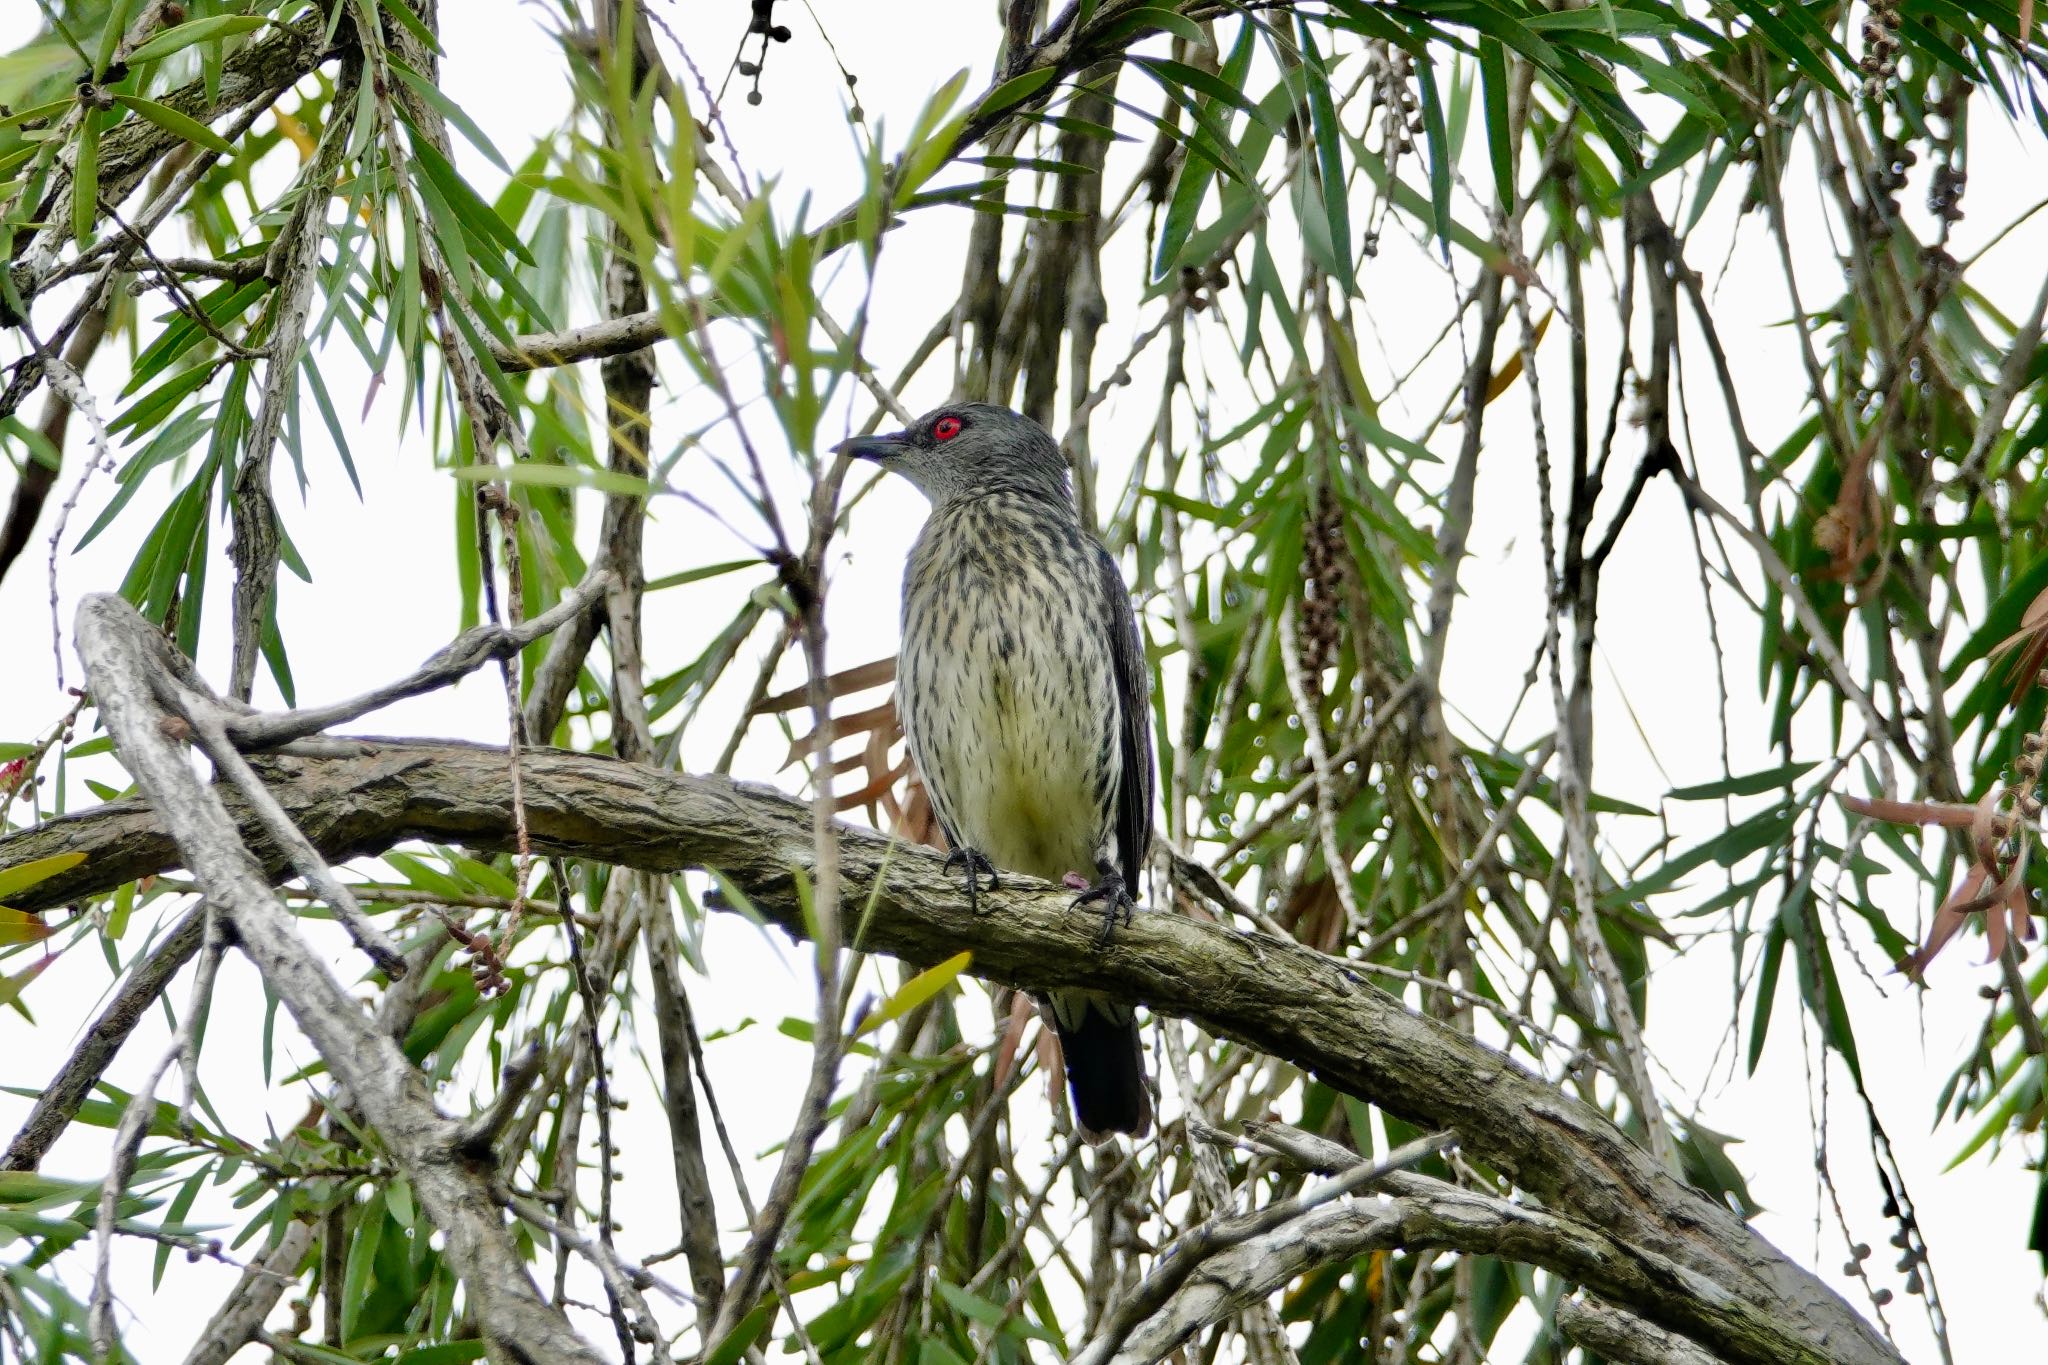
[1070,861,1136,947]
[944,846,1001,914]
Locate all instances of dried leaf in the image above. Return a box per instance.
[895,770,945,850]
[992,990,1035,1092]
[756,655,897,713]
[1482,309,1552,405]
[834,757,909,813]
[780,700,897,769]
[1985,584,2048,703]
[0,909,52,945]
[1839,794,1978,827]
[1897,863,1990,980]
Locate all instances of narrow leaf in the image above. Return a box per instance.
[113,95,234,155]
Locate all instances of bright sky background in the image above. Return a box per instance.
[1,4,2043,1361]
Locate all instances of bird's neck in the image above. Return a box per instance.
[930,482,1080,526]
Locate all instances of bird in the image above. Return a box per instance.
[837,402,1154,1141]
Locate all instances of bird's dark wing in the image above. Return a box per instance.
[1096,542,1154,893]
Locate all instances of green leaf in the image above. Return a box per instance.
[393,1346,488,1364]
[1667,761,1819,801]
[0,99,72,131]
[126,15,270,66]
[857,952,972,1037]
[388,59,511,173]
[1413,53,1453,258]
[1154,135,1220,277]
[0,1172,99,1208]
[1087,5,1205,46]
[703,1301,776,1365]
[967,154,1099,177]
[1478,39,1513,207]
[1746,920,1786,1074]
[0,958,52,1015]
[0,853,85,903]
[1131,56,1279,132]
[1293,19,1355,294]
[94,0,143,77]
[974,66,1060,121]
[340,1191,384,1342]
[72,109,101,249]
[376,0,443,55]
[1720,0,1852,101]
[1019,110,1131,143]
[112,95,234,156]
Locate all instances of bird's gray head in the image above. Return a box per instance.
[834,403,1070,509]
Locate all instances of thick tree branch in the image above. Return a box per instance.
[1082,1174,1737,1365]
[1557,1294,1724,1365]
[1073,1132,1455,1365]
[3,738,1891,1365]
[224,568,612,750]
[493,311,674,373]
[67,595,607,1364]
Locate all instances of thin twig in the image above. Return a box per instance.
[90,1042,183,1357]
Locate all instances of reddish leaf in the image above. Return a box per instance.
[755,655,897,713]
[1840,794,1978,828]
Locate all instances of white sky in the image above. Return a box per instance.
[1,4,2043,1361]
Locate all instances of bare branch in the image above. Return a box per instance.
[227,66,358,702]
[178,1220,317,1365]
[91,1041,182,1355]
[69,593,609,1364]
[2,733,1896,1365]
[0,304,106,590]
[224,569,614,750]
[1072,1132,1455,1365]
[455,1042,546,1158]
[1557,1294,1724,1365]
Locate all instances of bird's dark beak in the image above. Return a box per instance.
[833,430,914,462]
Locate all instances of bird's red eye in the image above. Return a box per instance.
[933,416,962,441]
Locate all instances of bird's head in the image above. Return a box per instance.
[834,403,1070,508]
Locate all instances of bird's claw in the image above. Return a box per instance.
[944,846,1001,914]
[1071,865,1136,948]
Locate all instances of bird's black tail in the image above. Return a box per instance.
[1050,992,1151,1141]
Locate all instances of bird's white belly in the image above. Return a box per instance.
[938,652,1106,881]
[899,543,1120,884]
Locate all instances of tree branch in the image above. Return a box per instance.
[67,594,608,1364]
[178,1219,317,1365]
[8,12,335,304]
[1557,1294,1724,1365]
[0,304,107,588]
[3,736,1893,1365]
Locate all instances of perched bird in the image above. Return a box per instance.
[838,403,1154,1141]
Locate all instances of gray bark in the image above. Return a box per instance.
[68,596,608,1365]
[3,723,1895,1365]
